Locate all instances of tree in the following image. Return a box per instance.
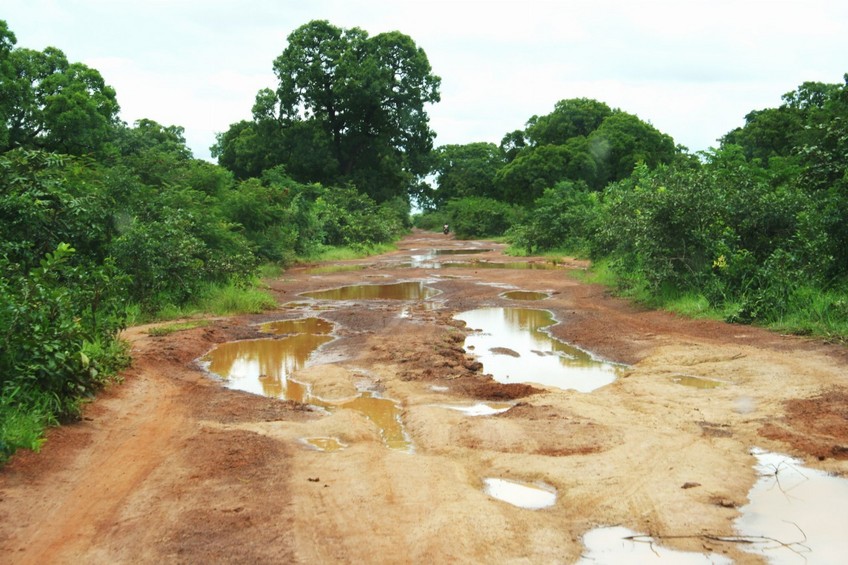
[218,20,441,202]
[2,36,119,156]
[525,98,613,147]
[587,111,677,186]
[433,142,504,206]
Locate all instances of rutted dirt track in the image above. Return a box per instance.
[1,230,847,564]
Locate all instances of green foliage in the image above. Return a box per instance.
[506,181,599,254]
[412,209,450,232]
[217,19,441,203]
[147,320,211,337]
[315,186,405,248]
[2,42,119,156]
[444,197,522,238]
[431,142,505,207]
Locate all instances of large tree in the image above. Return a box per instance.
[0,25,119,156]
[432,142,504,207]
[218,20,441,202]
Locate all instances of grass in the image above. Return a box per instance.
[570,259,848,343]
[0,390,57,464]
[306,242,396,262]
[147,320,211,337]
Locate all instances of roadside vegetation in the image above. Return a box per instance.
[2,16,846,462]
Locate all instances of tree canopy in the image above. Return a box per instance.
[214,20,441,203]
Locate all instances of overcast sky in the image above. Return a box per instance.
[5,0,848,161]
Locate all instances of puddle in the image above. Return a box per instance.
[260,317,334,335]
[302,281,438,301]
[454,308,621,392]
[734,448,848,563]
[501,290,549,301]
[441,261,561,270]
[435,402,513,416]
[202,334,333,402]
[202,320,411,451]
[303,437,347,451]
[483,478,557,509]
[304,264,368,274]
[671,374,723,389]
[333,392,411,451]
[577,526,732,564]
[435,248,491,255]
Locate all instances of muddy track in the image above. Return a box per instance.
[1,230,846,564]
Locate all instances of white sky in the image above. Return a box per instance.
[5,0,848,161]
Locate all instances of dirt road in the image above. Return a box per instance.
[2,230,846,564]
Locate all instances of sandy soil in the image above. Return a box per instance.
[1,230,846,564]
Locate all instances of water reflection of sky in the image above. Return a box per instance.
[735,448,848,564]
[455,307,621,392]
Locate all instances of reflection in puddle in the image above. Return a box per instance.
[260,317,334,336]
[202,319,411,451]
[303,437,347,451]
[501,290,549,301]
[735,448,848,563]
[483,478,557,509]
[334,392,411,451]
[303,281,438,300]
[454,308,621,392]
[577,526,732,564]
[436,402,513,416]
[203,334,333,402]
[671,374,723,389]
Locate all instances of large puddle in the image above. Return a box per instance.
[201,317,411,451]
[454,308,621,392]
[734,448,848,563]
[302,281,438,301]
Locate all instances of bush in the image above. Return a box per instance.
[444,197,522,238]
[506,181,599,253]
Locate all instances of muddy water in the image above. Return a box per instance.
[735,448,848,563]
[260,317,334,335]
[335,392,410,451]
[302,281,438,300]
[455,307,621,392]
[202,318,411,451]
[501,290,548,301]
[203,334,332,401]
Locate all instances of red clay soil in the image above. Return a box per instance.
[1,230,846,564]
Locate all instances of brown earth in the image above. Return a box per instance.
[1,230,847,564]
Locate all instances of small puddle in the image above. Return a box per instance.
[577,526,732,564]
[334,392,411,451]
[201,318,411,451]
[483,478,557,509]
[302,281,438,301]
[671,374,723,389]
[454,308,621,392]
[734,448,848,563]
[303,437,347,451]
[501,290,549,301]
[305,264,368,274]
[436,402,513,416]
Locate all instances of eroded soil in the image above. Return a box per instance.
[1,230,847,564]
